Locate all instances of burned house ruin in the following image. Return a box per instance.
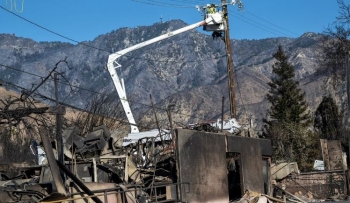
[0,125,272,203]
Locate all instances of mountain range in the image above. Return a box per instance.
[0,20,343,133]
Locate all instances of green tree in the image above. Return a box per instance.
[267,122,320,171]
[314,95,342,140]
[264,46,316,171]
[265,45,311,126]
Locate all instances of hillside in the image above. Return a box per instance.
[0,20,342,132]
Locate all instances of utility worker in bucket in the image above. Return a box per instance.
[207,4,216,14]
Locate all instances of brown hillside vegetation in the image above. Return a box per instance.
[0,86,78,165]
[0,86,128,165]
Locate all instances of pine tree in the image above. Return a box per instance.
[265,45,311,126]
[314,95,341,140]
[266,122,320,171]
[264,46,316,170]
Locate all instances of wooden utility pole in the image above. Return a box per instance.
[54,73,64,166]
[346,54,350,164]
[347,54,350,117]
[222,0,236,118]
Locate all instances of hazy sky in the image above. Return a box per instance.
[0,0,341,43]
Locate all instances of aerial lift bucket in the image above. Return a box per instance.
[203,12,226,31]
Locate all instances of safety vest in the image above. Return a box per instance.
[207,7,216,14]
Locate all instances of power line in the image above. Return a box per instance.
[0,62,48,79]
[1,5,227,64]
[228,9,293,38]
[0,5,109,52]
[130,0,194,8]
[0,2,238,123]
[228,8,297,38]
[1,79,160,131]
[245,10,299,37]
[0,5,79,44]
[167,0,210,4]
[154,0,299,39]
[228,11,289,38]
[0,60,224,117]
[0,64,209,122]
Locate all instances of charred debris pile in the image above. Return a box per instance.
[0,121,247,203]
[0,124,177,202]
[0,122,347,203]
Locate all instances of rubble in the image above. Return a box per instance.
[271,139,349,202]
[1,119,347,203]
[0,125,273,203]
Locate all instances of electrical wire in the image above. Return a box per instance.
[131,0,299,39]
[1,80,157,131]
[1,5,76,42]
[0,5,106,52]
[244,10,299,37]
[166,0,210,4]
[0,62,47,79]
[15,80,207,130]
[0,65,208,122]
[130,0,194,8]
[1,5,228,65]
[0,1,297,125]
[228,8,295,38]
[1,2,298,63]
[0,61,222,120]
[1,1,299,43]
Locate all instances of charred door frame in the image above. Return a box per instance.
[227,152,243,201]
[262,156,271,195]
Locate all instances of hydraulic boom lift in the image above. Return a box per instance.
[107,12,225,133]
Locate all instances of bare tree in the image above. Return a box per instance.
[0,94,54,164]
[71,91,128,135]
[0,59,69,164]
[319,0,350,85]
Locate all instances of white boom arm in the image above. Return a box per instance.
[107,13,224,133]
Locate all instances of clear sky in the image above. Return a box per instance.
[0,0,341,44]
